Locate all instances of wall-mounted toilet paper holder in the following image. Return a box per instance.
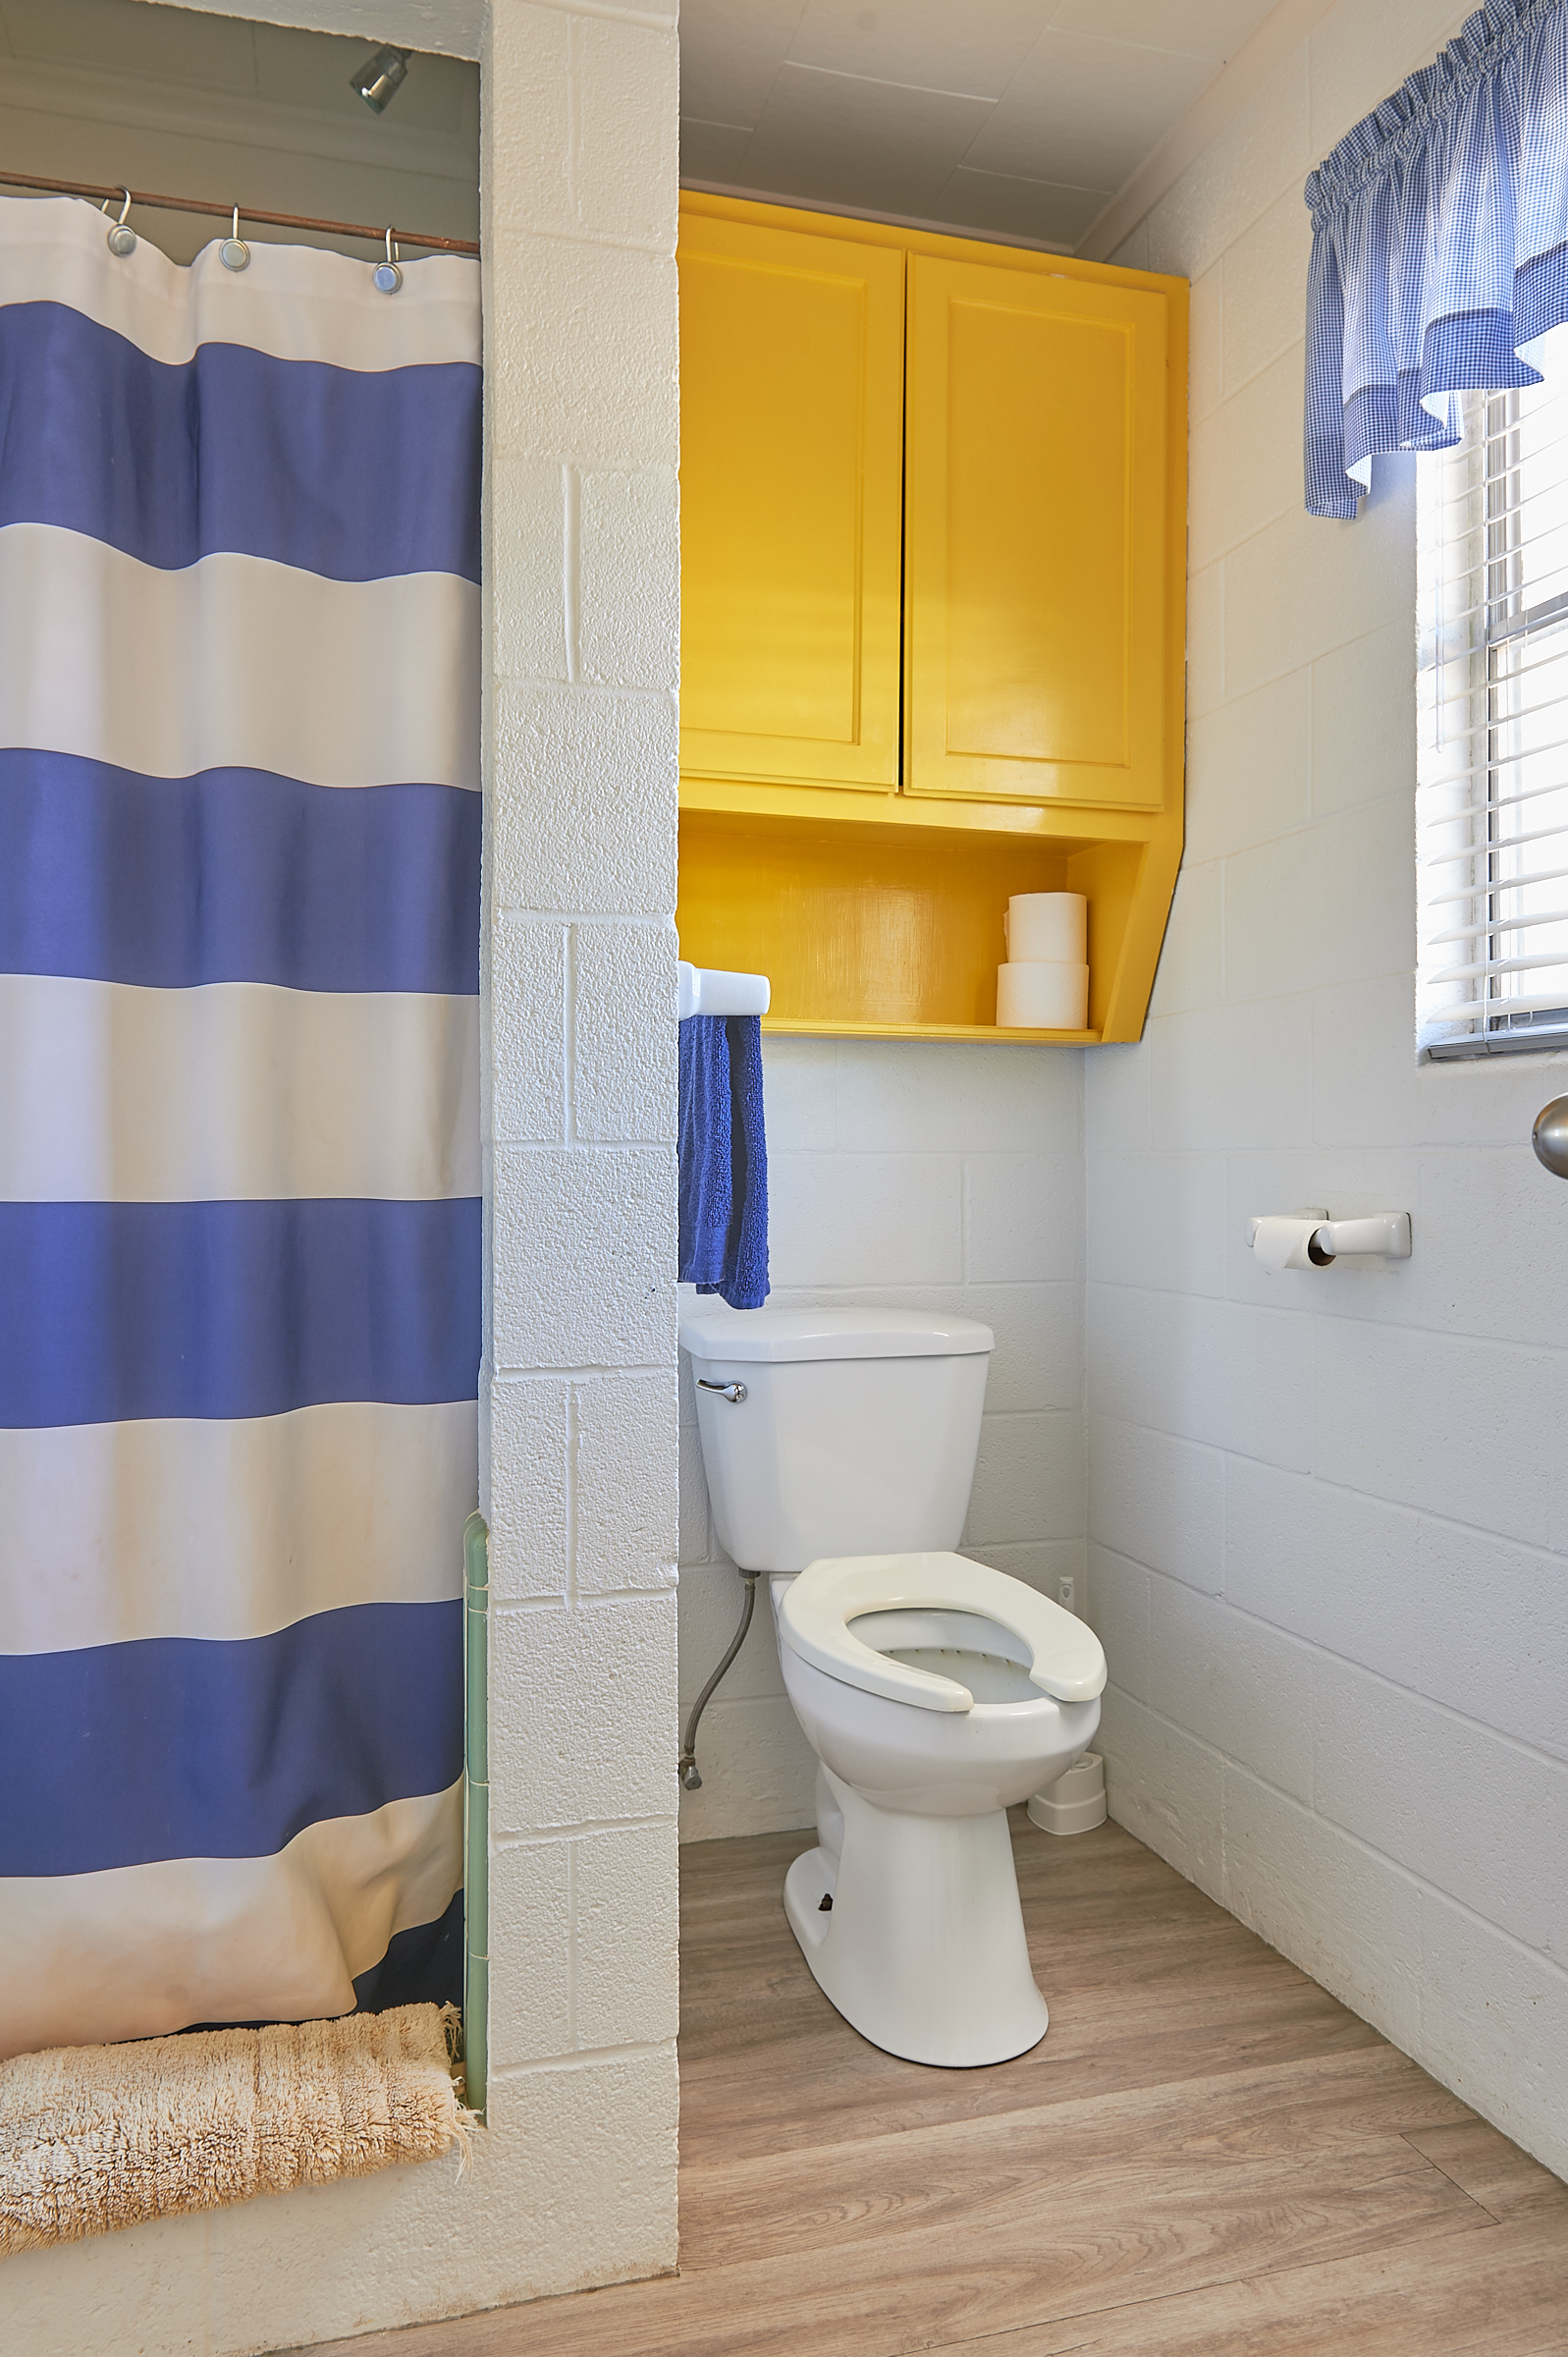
[1247,1208,1412,1266]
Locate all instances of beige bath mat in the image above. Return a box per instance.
[0,2002,468,2253]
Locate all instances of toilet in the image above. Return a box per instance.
[681,1305,1107,2068]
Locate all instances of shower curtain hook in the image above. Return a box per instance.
[373,227,403,295]
[220,204,250,273]
[105,190,136,258]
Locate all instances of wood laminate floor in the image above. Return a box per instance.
[303,1817,1568,2357]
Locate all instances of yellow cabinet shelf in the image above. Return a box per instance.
[761,1021,1103,1044]
[679,805,1176,1043]
[676,193,1188,1045]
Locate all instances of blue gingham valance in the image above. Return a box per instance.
[1305,0,1568,517]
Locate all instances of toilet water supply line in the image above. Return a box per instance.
[462,1510,489,2122]
[679,1567,760,1790]
[675,959,772,1788]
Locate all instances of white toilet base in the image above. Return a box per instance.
[783,1775,1049,2068]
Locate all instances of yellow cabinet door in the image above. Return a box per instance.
[678,212,905,793]
[903,255,1169,808]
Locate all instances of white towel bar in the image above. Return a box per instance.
[678,960,771,1021]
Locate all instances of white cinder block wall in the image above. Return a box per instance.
[7,4,682,2352]
[678,1037,1085,1842]
[1089,0,1568,2182]
[481,0,680,2304]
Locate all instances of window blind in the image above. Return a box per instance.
[1419,328,1568,1058]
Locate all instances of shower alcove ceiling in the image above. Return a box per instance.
[0,0,479,263]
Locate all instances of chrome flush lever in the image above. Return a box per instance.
[697,1379,747,1404]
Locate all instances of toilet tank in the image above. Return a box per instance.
[679,1306,993,1572]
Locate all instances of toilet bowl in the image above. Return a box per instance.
[680,1304,1109,2069]
[774,1553,1104,2066]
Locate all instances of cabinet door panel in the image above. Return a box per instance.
[679,215,904,791]
[904,257,1168,808]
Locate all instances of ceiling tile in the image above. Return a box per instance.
[786,0,1053,104]
[680,118,756,184]
[678,0,1287,245]
[678,0,809,131]
[1046,0,1282,65]
[963,27,1216,190]
[937,164,1103,247]
[741,63,993,216]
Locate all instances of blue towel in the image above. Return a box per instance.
[678,1014,769,1310]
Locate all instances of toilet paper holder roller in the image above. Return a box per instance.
[1247,1209,1411,1263]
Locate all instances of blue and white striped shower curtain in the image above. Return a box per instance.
[0,196,481,2056]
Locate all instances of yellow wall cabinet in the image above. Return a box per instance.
[677,192,1188,1045]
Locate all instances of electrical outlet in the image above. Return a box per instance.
[1056,1575,1077,1616]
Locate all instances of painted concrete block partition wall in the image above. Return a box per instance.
[5,3,682,2354]
[1087,0,1568,2183]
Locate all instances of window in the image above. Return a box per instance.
[1418,330,1568,1058]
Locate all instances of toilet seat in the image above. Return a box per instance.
[780,1551,1107,1713]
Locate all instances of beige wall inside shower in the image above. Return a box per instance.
[0,0,480,258]
[2,3,682,2351]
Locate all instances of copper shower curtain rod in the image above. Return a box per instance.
[0,168,479,256]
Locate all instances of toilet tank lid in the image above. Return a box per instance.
[678,1306,994,1363]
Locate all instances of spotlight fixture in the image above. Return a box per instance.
[351,43,410,115]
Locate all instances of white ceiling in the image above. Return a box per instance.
[680,0,1283,250]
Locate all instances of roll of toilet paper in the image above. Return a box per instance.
[1250,1216,1325,1273]
[1004,893,1087,964]
[997,960,1090,1029]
